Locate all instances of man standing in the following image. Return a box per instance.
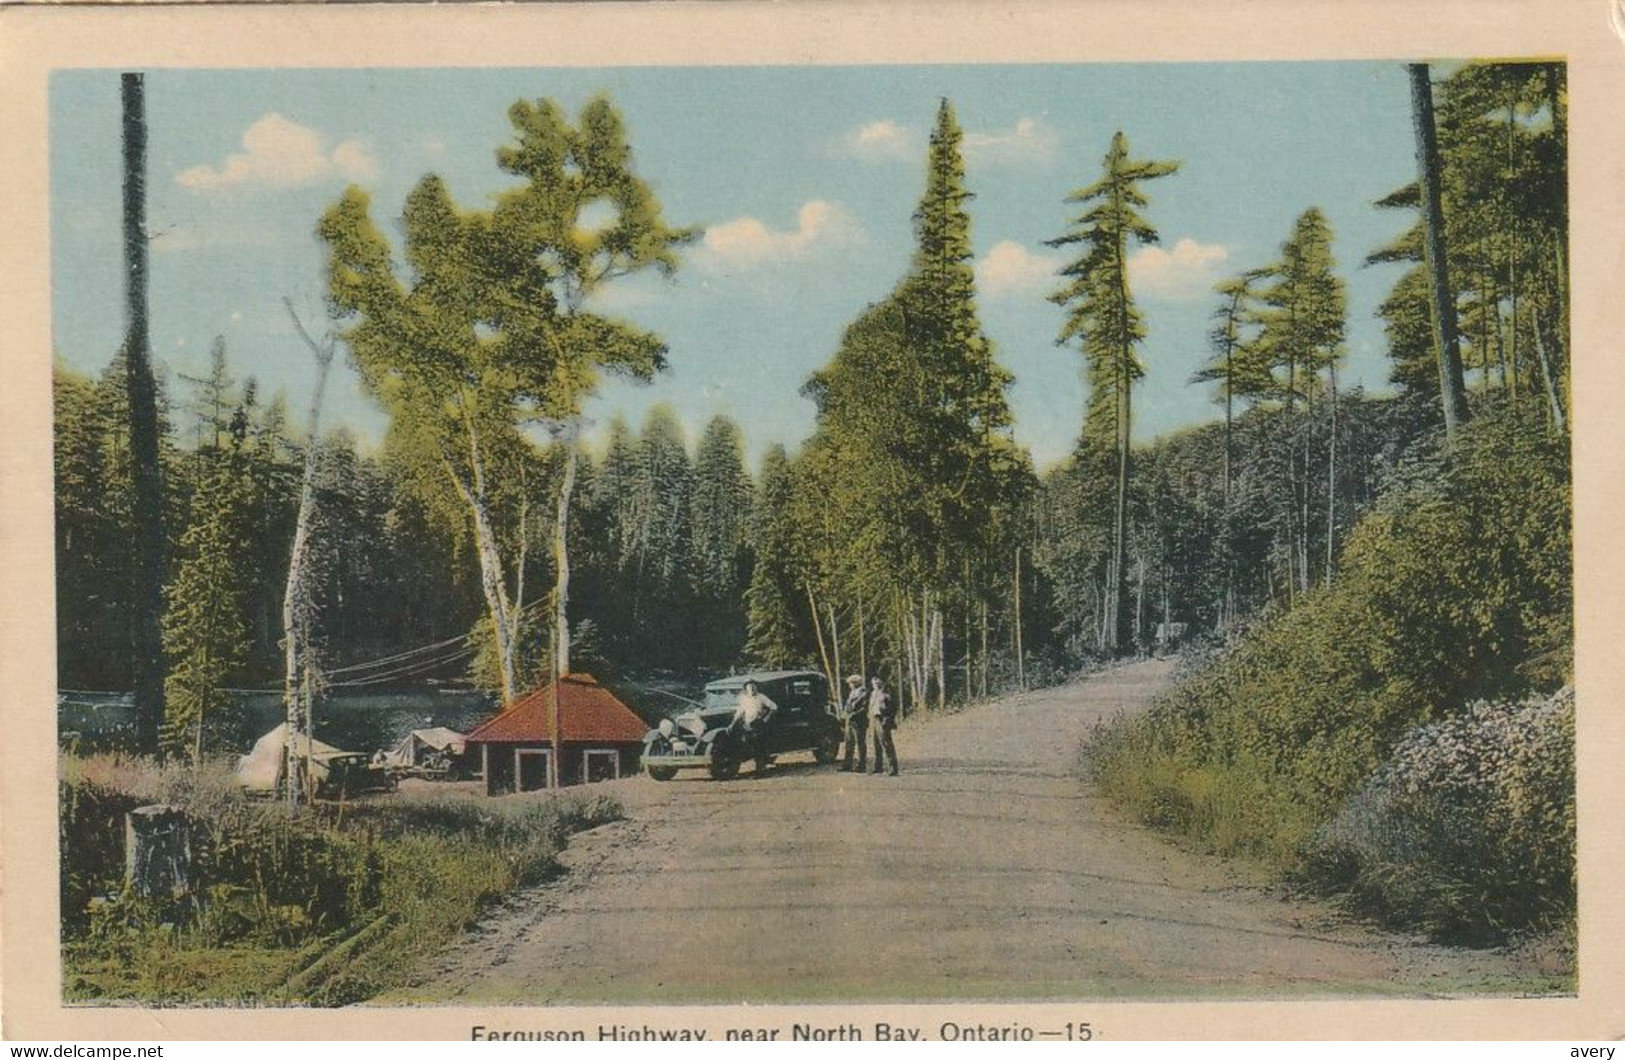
[838,673,869,773]
[731,679,778,775]
[868,675,899,776]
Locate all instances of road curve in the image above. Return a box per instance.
[391,660,1556,1004]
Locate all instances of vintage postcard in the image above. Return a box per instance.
[3,0,1623,1042]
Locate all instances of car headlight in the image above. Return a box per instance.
[659,718,676,738]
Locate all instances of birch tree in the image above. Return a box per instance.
[318,94,690,700]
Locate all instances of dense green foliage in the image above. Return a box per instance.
[1090,405,1572,930]
[1307,687,1574,942]
[1083,66,1572,944]
[60,753,620,1003]
[788,100,1030,711]
[56,64,1574,960]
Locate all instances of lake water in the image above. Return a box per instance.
[58,688,501,757]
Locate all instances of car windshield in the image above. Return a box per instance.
[704,689,744,711]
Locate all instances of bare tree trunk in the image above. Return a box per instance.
[807,584,834,692]
[282,302,335,813]
[1532,313,1566,433]
[857,598,867,678]
[979,599,989,700]
[470,489,518,702]
[1013,547,1025,691]
[827,603,842,690]
[1409,63,1471,441]
[446,413,517,702]
[1325,364,1338,587]
[933,605,945,712]
[122,72,166,758]
[554,434,577,678]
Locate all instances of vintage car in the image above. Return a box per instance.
[317,752,400,798]
[641,669,843,781]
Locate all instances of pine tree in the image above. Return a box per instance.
[1191,269,1271,625]
[160,407,251,760]
[625,405,694,667]
[1253,207,1347,593]
[744,444,806,668]
[799,98,1019,709]
[1047,130,1179,653]
[689,416,754,665]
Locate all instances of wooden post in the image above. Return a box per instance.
[125,805,190,899]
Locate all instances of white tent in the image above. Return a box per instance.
[384,727,467,768]
[234,722,349,792]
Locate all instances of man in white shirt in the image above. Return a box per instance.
[731,679,778,775]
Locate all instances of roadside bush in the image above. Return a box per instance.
[60,751,623,1003]
[1306,688,1574,943]
[1089,406,1573,937]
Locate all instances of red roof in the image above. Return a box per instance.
[465,673,648,745]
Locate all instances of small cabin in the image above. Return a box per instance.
[465,673,647,795]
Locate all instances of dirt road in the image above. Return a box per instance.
[392,660,1559,1004]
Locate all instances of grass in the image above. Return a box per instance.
[60,751,622,1005]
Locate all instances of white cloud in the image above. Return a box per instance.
[696,200,864,271]
[976,240,1064,299]
[963,117,1059,167]
[1127,238,1230,300]
[840,119,916,160]
[176,113,378,192]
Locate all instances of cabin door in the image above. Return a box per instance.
[516,748,552,791]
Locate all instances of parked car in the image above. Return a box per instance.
[641,669,843,781]
[317,752,400,798]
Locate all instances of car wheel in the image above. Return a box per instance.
[646,766,677,782]
[708,755,741,781]
[812,731,841,764]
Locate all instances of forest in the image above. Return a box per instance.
[58,61,1568,715]
[57,60,1572,943]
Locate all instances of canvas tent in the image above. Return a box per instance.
[384,727,467,769]
[234,722,349,793]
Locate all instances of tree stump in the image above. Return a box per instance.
[124,804,190,899]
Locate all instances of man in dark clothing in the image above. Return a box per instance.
[838,673,869,772]
[868,675,899,776]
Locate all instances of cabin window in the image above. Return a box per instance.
[515,748,553,791]
[583,748,620,783]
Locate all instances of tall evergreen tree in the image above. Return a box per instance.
[1254,207,1347,593]
[744,444,806,669]
[1047,130,1179,652]
[800,98,1018,710]
[160,407,251,760]
[122,72,167,754]
[1192,269,1270,624]
[625,405,694,666]
[689,416,754,666]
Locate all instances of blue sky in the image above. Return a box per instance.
[51,62,1419,470]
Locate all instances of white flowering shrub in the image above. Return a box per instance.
[1307,687,1574,942]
